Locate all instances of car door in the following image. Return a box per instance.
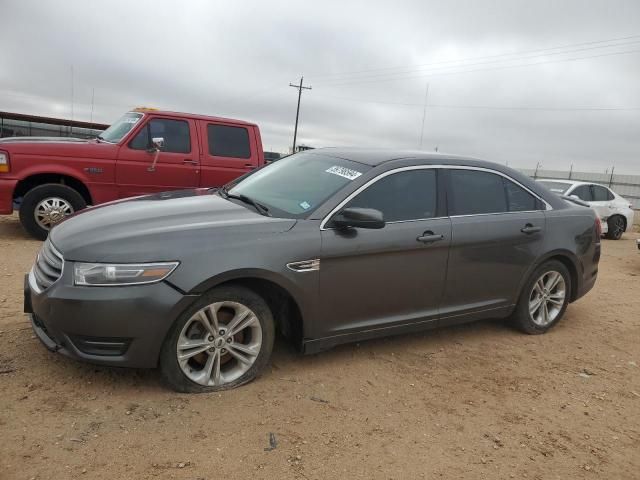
[317,167,451,338]
[198,121,260,187]
[442,168,546,323]
[590,184,616,219]
[116,116,200,198]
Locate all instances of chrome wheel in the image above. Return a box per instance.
[176,301,262,387]
[34,197,74,230]
[528,270,566,326]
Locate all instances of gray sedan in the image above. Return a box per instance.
[25,149,601,392]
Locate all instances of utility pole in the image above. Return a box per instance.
[70,65,74,136]
[289,76,312,153]
[419,83,430,149]
[568,163,573,179]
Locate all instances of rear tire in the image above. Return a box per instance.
[511,260,571,334]
[19,184,86,240]
[605,215,625,240]
[159,285,275,393]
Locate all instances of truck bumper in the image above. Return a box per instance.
[0,178,17,214]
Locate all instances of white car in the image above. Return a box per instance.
[537,179,635,240]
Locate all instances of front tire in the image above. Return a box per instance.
[19,184,86,240]
[605,215,625,240]
[159,285,275,393]
[511,260,571,334]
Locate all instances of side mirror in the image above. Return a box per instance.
[147,137,165,172]
[569,194,580,200]
[331,207,385,230]
[151,137,165,150]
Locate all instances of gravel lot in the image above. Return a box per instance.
[0,213,639,480]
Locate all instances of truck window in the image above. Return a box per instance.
[129,118,191,153]
[207,124,251,158]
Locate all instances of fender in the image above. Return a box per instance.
[514,248,581,304]
[181,267,310,320]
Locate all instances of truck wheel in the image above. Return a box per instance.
[19,184,86,240]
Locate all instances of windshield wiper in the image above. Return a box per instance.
[226,192,271,217]
[95,135,103,143]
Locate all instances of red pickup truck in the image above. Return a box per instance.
[0,109,265,239]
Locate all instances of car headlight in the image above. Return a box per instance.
[74,262,179,286]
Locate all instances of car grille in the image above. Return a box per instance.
[32,238,64,291]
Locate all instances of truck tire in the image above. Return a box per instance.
[19,184,86,240]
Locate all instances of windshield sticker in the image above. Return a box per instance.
[299,201,311,210]
[325,165,363,180]
[124,117,140,124]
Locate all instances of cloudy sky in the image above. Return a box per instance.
[1,0,639,173]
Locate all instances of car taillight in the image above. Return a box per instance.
[0,151,9,173]
[595,217,602,237]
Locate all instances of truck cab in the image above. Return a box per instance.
[0,109,264,239]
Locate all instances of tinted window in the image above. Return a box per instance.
[505,179,538,211]
[592,185,612,201]
[208,124,251,158]
[571,185,593,201]
[345,169,437,222]
[449,170,507,215]
[129,118,191,153]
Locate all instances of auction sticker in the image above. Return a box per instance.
[325,165,362,180]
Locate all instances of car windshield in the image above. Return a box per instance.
[227,152,371,218]
[538,180,572,194]
[99,112,144,143]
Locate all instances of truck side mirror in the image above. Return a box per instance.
[147,137,165,172]
[151,137,165,151]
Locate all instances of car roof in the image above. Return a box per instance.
[129,109,258,127]
[309,147,497,167]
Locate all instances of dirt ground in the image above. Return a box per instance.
[0,213,639,480]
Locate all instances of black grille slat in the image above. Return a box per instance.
[33,239,63,290]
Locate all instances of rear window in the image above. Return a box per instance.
[208,124,251,158]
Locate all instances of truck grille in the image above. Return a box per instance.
[32,238,64,291]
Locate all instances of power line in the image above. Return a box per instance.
[315,39,640,87]
[289,76,312,153]
[314,48,640,87]
[309,33,640,81]
[311,93,640,111]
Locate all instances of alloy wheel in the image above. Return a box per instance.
[176,301,263,386]
[612,216,625,238]
[528,270,566,327]
[34,197,74,230]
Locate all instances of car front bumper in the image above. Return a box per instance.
[25,271,196,368]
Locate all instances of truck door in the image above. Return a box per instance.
[198,121,260,187]
[116,116,200,198]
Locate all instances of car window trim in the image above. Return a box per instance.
[320,165,440,230]
[320,165,552,230]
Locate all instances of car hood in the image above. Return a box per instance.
[50,189,297,262]
[0,136,119,159]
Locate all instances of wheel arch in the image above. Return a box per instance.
[527,250,580,302]
[183,269,307,350]
[13,173,93,205]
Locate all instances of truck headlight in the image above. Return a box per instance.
[0,152,9,173]
[74,262,179,286]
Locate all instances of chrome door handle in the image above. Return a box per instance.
[183,159,199,165]
[417,231,444,244]
[521,224,542,234]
